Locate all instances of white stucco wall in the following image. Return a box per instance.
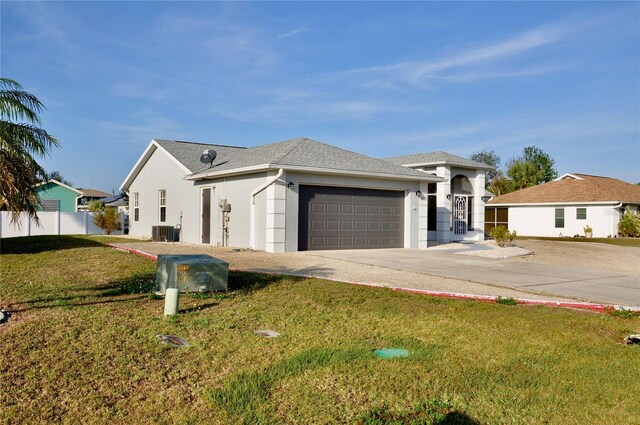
[195,172,269,248]
[507,204,621,238]
[127,149,200,242]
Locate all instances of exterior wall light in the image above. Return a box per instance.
[446,194,452,200]
[416,190,423,197]
[287,182,295,189]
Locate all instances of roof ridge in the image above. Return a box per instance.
[270,138,307,164]
[157,139,247,149]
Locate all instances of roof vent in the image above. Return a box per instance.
[200,149,217,167]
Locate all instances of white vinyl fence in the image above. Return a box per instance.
[0,211,126,238]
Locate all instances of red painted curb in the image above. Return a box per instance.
[107,244,158,261]
[108,244,633,313]
[391,287,611,312]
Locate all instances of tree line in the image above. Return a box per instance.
[470,146,558,195]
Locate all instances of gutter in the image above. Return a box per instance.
[187,163,442,182]
[250,169,284,249]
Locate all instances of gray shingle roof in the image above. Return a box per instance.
[155,139,247,174]
[159,138,436,180]
[384,151,493,169]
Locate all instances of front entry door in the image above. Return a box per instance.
[201,188,211,244]
[452,195,468,239]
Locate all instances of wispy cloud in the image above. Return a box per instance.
[277,28,308,39]
[335,18,591,87]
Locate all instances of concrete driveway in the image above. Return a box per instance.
[309,249,640,307]
[110,240,639,307]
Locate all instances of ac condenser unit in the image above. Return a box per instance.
[154,254,229,294]
[152,225,178,242]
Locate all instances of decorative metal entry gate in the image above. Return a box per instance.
[453,195,468,235]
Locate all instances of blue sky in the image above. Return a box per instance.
[2,1,639,192]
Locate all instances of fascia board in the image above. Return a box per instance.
[120,140,192,191]
[186,164,271,180]
[487,201,621,207]
[278,165,444,182]
[188,163,444,182]
[34,179,83,195]
[402,161,493,170]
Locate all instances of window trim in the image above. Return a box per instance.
[555,208,565,228]
[576,207,587,220]
[133,192,139,222]
[159,189,167,223]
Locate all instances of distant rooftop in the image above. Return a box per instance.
[488,173,640,205]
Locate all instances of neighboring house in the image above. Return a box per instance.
[102,193,129,213]
[76,188,112,211]
[35,180,83,212]
[384,152,493,243]
[486,173,640,238]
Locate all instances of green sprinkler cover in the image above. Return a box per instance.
[373,348,409,359]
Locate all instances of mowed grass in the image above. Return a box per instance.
[1,236,639,424]
[517,236,640,247]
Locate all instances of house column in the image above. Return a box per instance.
[473,171,486,240]
[265,178,286,253]
[418,181,429,249]
[436,166,451,243]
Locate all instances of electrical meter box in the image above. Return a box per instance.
[154,254,229,294]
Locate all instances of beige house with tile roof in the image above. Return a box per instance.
[486,173,640,238]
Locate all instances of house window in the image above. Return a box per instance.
[555,208,564,228]
[576,208,587,220]
[133,193,139,222]
[159,189,166,223]
[427,183,437,231]
[484,207,509,234]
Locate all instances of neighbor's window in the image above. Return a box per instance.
[133,192,139,222]
[159,189,166,223]
[555,208,565,228]
[576,208,587,220]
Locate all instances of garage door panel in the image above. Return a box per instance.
[299,185,404,250]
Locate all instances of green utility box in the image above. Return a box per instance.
[154,254,229,294]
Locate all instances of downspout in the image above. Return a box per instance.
[612,202,623,237]
[250,169,283,249]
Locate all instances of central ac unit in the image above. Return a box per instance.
[152,225,178,242]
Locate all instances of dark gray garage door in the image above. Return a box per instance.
[298,185,404,251]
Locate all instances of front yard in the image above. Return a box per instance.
[1,236,638,424]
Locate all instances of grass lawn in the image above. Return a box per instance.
[1,236,639,424]
[517,236,640,247]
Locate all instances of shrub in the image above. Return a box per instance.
[88,199,105,212]
[490,225,517,247]
[92,207,122,235]
[496,296,518,305]
[618,210,640,238]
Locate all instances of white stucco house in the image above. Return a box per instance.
[486,173,640,238]
[120,138,491,252]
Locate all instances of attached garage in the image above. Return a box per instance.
[298,185,404,251]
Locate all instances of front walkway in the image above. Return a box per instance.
[108,241,631,306]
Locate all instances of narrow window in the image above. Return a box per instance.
[133,193,139,222]
[427,183,437,231]
[555,208,564,228]
[159,189,166,223]
[576,208,587,220]
[467,196,474,230]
